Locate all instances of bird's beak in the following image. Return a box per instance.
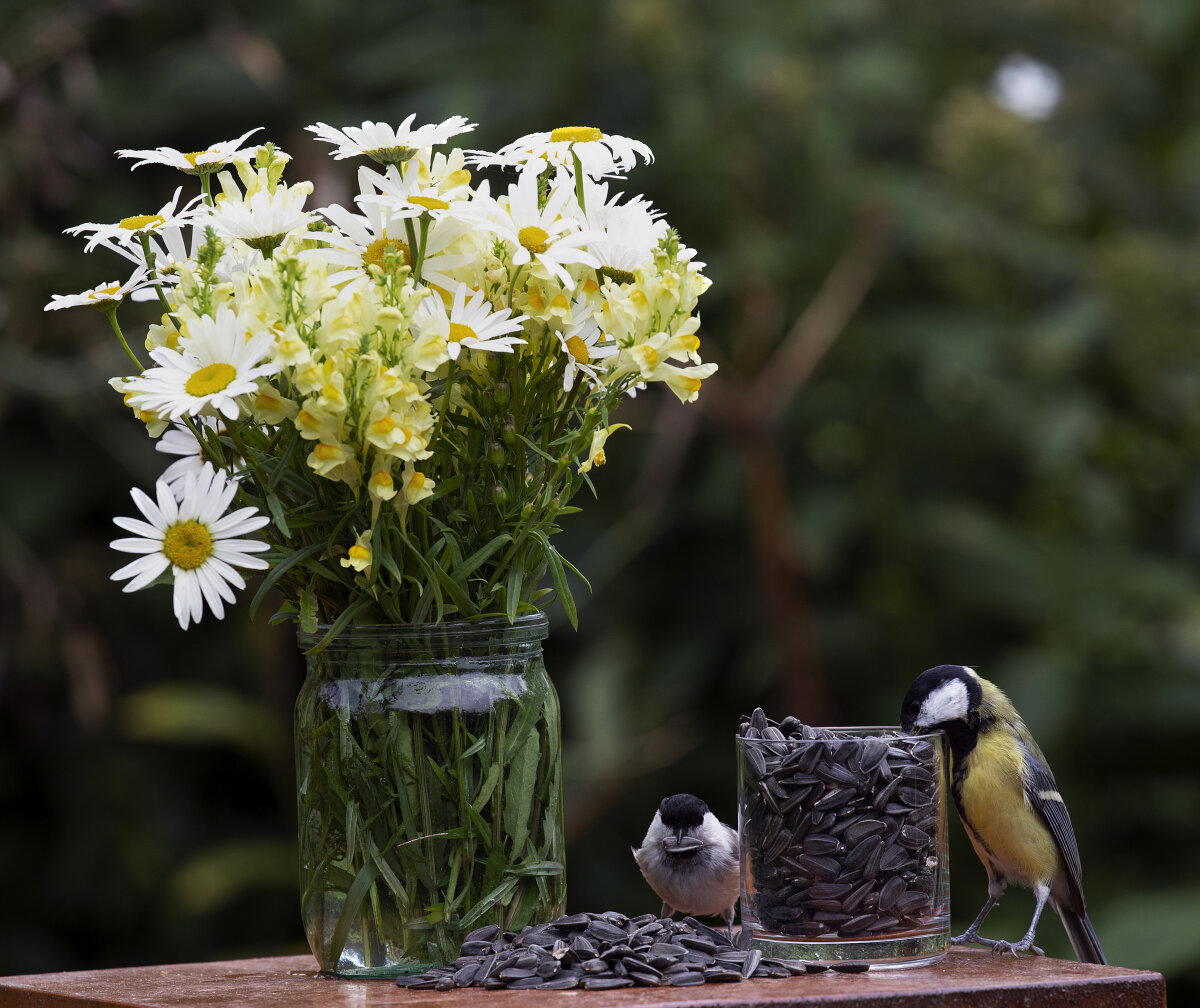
[662,831,704,854]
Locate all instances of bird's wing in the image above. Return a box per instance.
[1017,735,1085,905]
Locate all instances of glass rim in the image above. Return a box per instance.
[736,726,945,743]
[296,611,549,645]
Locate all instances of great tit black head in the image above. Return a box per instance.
[901,664,985,750]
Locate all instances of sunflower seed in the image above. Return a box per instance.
[583,977,634,990]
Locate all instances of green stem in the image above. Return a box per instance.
[571,148,586,214]
[508,263,528,310]
[105,310,144,369]
[137,233,179,329]
[404,218,420,282]
[415,215,430,281]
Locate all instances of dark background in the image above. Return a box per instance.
[2,0,1199,997]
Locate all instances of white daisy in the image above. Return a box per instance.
[155,419,222,496]
[311,187,473,288]
[116,128,262,174]
[110,464,270,629]
[307,115,476,165]
[468,166,600,286]
[355,161,466,222]
[467,126,653,179]
[556,299,618,391]
[43,269,153,311]
[415,283,527,360]
[210,178,313,255]
[124,305,279,421]
[568,177,665,281]
[65,187,205,253]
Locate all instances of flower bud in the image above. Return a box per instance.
[494,380,511,406]
[491,484,509,508]
[487,440,506,466]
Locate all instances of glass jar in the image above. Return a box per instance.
[295,614,565,978]
[737,728,949,968]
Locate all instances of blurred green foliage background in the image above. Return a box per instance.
[2,0,1199,997]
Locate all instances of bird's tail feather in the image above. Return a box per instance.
[1054,900,1106,965]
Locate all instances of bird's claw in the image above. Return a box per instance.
[952,933,1044,957]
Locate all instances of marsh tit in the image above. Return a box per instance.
[901,664,1105,963]
[632,793,740,933]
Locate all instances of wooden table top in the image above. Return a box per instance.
[0,949,1166,1008]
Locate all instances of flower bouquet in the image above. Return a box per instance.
[49,117,715,975]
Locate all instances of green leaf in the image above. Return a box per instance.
[264,492,292,539]
[472,763,501,812]
[304,596,375,656]
[298,588,318,633]
[532,530,577,629]
[502,728,539,858]
[505,565,524,622]
[505,860,564,877]
[458,876,519,930]
[325,861,379,968]
[248,540,327,620]
[452,533,512,583]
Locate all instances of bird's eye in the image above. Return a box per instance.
[906,701,919,716]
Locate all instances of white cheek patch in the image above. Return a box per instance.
[918,678,969,726]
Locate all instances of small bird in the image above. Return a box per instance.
[632,793,741,933]
[900,664,1105,963]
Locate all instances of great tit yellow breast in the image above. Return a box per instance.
[958,728,1061,889]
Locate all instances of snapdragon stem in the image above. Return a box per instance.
[105,310,143,369]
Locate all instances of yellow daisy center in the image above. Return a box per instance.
[181,150,226,175]
[518,226,551,254]
[162,520,214,571]
[565,335,591,364]
[185,362,237,397]
[87,285,122,300]
[361,236,411,272]
[550,126,603,143]
[449,322,476,343]
[119,214,165,231]
[408,195,449,211]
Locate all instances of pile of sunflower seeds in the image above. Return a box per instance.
[739,709,941,941]
[394,912,847,991]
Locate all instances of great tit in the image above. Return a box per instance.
[900,665,1105,964]
[632,793,740,934]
